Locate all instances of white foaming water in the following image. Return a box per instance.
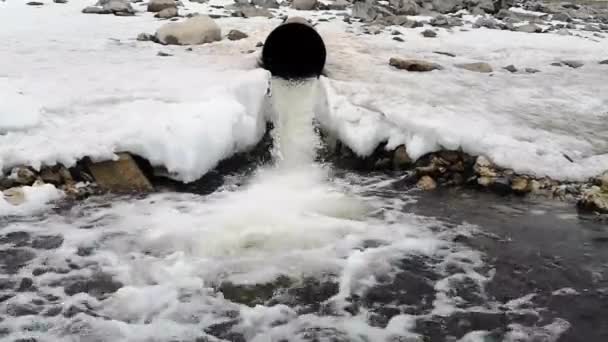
[269,78,322,169]
[0,80,570,342]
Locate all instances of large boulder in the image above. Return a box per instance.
[148,0,176,12]
[155,15,221,45]
[389,0,420,15]
[292,0,317,10]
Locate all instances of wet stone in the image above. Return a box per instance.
[0,248,36,274]
[219,275,292,307]
[31,235,63,249]
[6,303,41,316]
[447,276,485,306]
[60,273,123,298]
[362,269,435,311]
[17,277,34,292]
[0,231,31,247]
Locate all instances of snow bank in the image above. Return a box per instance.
[317,25,608,181]
[0,183,63,216]
[0,1,271,182]
[1,0,606,182]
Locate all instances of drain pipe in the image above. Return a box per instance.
[261,17,327,80]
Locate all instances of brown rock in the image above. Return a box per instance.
[87,153,153,193]
[40,165,73,185]
[393,145,412,169]
[13,167,38,186]
[577,187,608,214]
[511,177,529,193]
[417,175,437,190]
[389,58,442,72]
[473,156,497,177]
[148,0,176,12]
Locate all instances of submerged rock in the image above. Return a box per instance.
[389,58,443,72]
[417,175,437,191]
[156,15,221,45]
[503,64,518,73]
[562,60,583,68]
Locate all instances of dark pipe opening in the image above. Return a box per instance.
[262,22,327,80]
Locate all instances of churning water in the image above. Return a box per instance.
[0,79,584,342]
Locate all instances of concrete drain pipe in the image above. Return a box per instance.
[261,17,327,79]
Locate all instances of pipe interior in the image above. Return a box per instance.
[262,22,327,80]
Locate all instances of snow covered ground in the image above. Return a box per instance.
[1,0,607,183]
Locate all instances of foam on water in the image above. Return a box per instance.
[0,80,571,342]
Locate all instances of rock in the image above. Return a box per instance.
[515,23,541,33]
[292,0,317,10]
[431,0,462,14]
[155,6,178,18]
[552,12,571,22]
[54,0,68,3]
[511,177,528,193]
[389,0,420,15]
[583,24,600,32]
[11,167,37,185]
[40,165,72,185]
[137,32,155,41]
[474,156,497,177]
[475,0,495,13]
[87,152,153,193]
[327,0,348,10]
[252,0,279,8]
[475,16,498,29]
[393,36,405,42]
[227,29,248,40]
[31,235,64,249]
[148,0,176,12]
[417,176,437,191]
[82,6,111,14]
[0,248,36,274]
[455,62,493,73]
[102,0,134,14]
[600,60,608,65]
[352,0,376,22]
[389,58,442,72]
[525,68,539,73]
[578,187,608,214]
[156,15,222,45]
[562,60,583,68]
[6,303,41,317]
[2,187,26,206]
[495,8,512,20]
[233,5,273,18]
[17,278,34,292]
[433,51,455,57]
[393,145,412,169]
[27,1,44,5]
[391,30,402,35]
[503,64,517,73]
[551,62,563,67]
[60,273,123,298]
[421,29,437,37]
[556,29,571,36]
